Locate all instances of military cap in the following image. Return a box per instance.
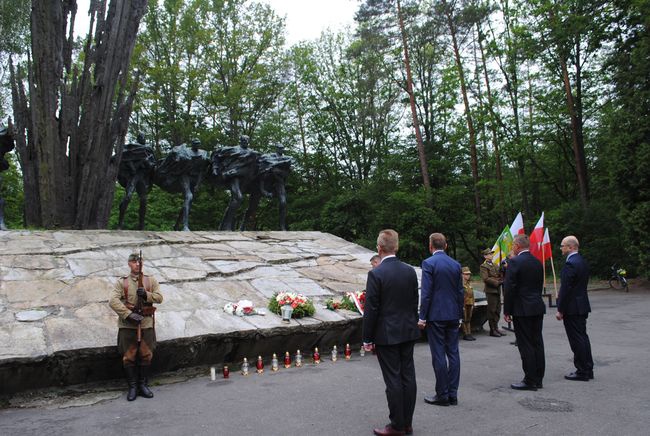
[482,247,494,255]
[462,266,471,274]
[128,252,141,262]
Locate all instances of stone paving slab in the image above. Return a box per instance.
[0,230,380,393]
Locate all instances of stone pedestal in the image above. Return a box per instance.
[0,230,378,394]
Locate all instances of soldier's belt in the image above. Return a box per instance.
[125,303,157,316]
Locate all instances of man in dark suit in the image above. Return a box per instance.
[556,235,594,381]
[363,229,420,436]
[503,234,546,391]
[418,233,464,406]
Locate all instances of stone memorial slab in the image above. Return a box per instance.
[1,280,67,305]
[197,232,253,242]
[155,310,192,341]
[185,309,255,336]
[198,279,265,306]
[249,278,291,298]
[311,307,348,322]
[239,311,285,330]
[45,317,114,351]
[41,277,113,307]
[0,323,47,358]
[207,260,264,276]
[0,230,388,394]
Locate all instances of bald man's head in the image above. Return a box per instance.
[561,235,579,256]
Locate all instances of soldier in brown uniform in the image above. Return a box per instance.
[109,252,163,401]
[480,248,506,337]
[462,266,476,341]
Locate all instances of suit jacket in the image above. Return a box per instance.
[503,251,546,317]
[419,251,464,322]
[558,252,591,315]
[362,257,420,346]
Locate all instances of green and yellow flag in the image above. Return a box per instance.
[491,225,513,265]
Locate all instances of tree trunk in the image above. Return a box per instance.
[559,49,589,208]
[9,0,147,228]
[397,0,432,202]
[442,0,481,233]
[477,26,506,225]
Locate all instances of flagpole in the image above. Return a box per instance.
[549,255,558,307]
[542,242,546,290]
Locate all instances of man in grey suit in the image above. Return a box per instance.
[557,235,594,381]
[418,233,464,406]
[363,229,420,436]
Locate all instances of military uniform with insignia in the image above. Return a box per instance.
[462,266,476,341]
[480,248,506,337]
[109,252,163,401]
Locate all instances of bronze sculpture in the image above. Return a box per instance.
[117,133,156,230]
[154,138,210,231]
[211,135,260,230]
[241,144,293,231]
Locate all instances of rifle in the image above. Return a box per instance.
[136,250,144,345]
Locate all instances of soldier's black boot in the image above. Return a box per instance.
[125,366,138,401]
[138,365,154,398]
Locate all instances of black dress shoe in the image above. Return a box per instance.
[565,372,589,381]
[587,371,594,380]
[463,334,476,341]
[405,426,413,435]
[449,397,458,405]
[424,395,449,406]
[535,382,543,389]
[510,381,538,391]
[489,330,501,337]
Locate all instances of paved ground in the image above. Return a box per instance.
[2,288,649,435]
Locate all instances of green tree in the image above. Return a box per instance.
[0,0,29,117]
[599,0,650,275]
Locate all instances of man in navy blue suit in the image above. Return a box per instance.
[556,235,594,381]
[503,234,546,391]
[418,233,464,406]
[363,229,420,436]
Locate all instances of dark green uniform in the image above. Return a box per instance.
[480,260,503,335]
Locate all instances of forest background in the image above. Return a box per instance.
[0,0,648,278]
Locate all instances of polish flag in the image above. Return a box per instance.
[510,212,525,237]
[541,228,552,261]
[529,212,546,263]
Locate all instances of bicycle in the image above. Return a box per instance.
[609,265,629,292]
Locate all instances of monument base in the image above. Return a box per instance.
[0,230,374,395]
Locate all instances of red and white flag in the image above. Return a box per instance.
[510,212,525,236]
[529,212,546,263]
[541,228,552,261]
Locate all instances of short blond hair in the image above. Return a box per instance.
[377,229,399,254]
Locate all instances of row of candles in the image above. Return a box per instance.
[210,343,371,379]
